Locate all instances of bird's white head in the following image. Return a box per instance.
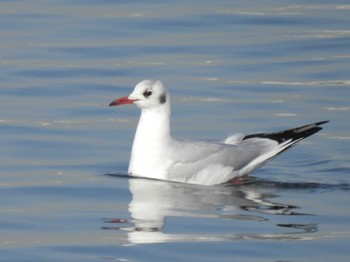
[109,80,169,110]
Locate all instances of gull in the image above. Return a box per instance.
[109,80,328,186]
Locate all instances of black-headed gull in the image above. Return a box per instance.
[109,80,328,186]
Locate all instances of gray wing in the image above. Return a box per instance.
[167,121,328,185]
[167,138,278,185]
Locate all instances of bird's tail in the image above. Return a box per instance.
[243,121,329,147]
[238,121,329,176]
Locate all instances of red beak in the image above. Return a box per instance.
[109,96,136,106]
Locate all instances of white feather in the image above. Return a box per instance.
[110,80,323,186]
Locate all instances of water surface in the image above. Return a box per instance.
[1,1,350,261]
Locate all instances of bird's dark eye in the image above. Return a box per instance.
[143,90,152,97]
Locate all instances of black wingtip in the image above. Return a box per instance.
[243,120,329,144]
[315,120,330,126]
[294,120,329,135]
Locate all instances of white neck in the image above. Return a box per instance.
[135,105,171,145]
[128,100,172,178]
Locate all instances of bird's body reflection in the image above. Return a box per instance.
[103,176,318,244]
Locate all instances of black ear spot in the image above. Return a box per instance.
[159,93,167,104]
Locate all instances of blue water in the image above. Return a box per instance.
[1,0,350,261]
